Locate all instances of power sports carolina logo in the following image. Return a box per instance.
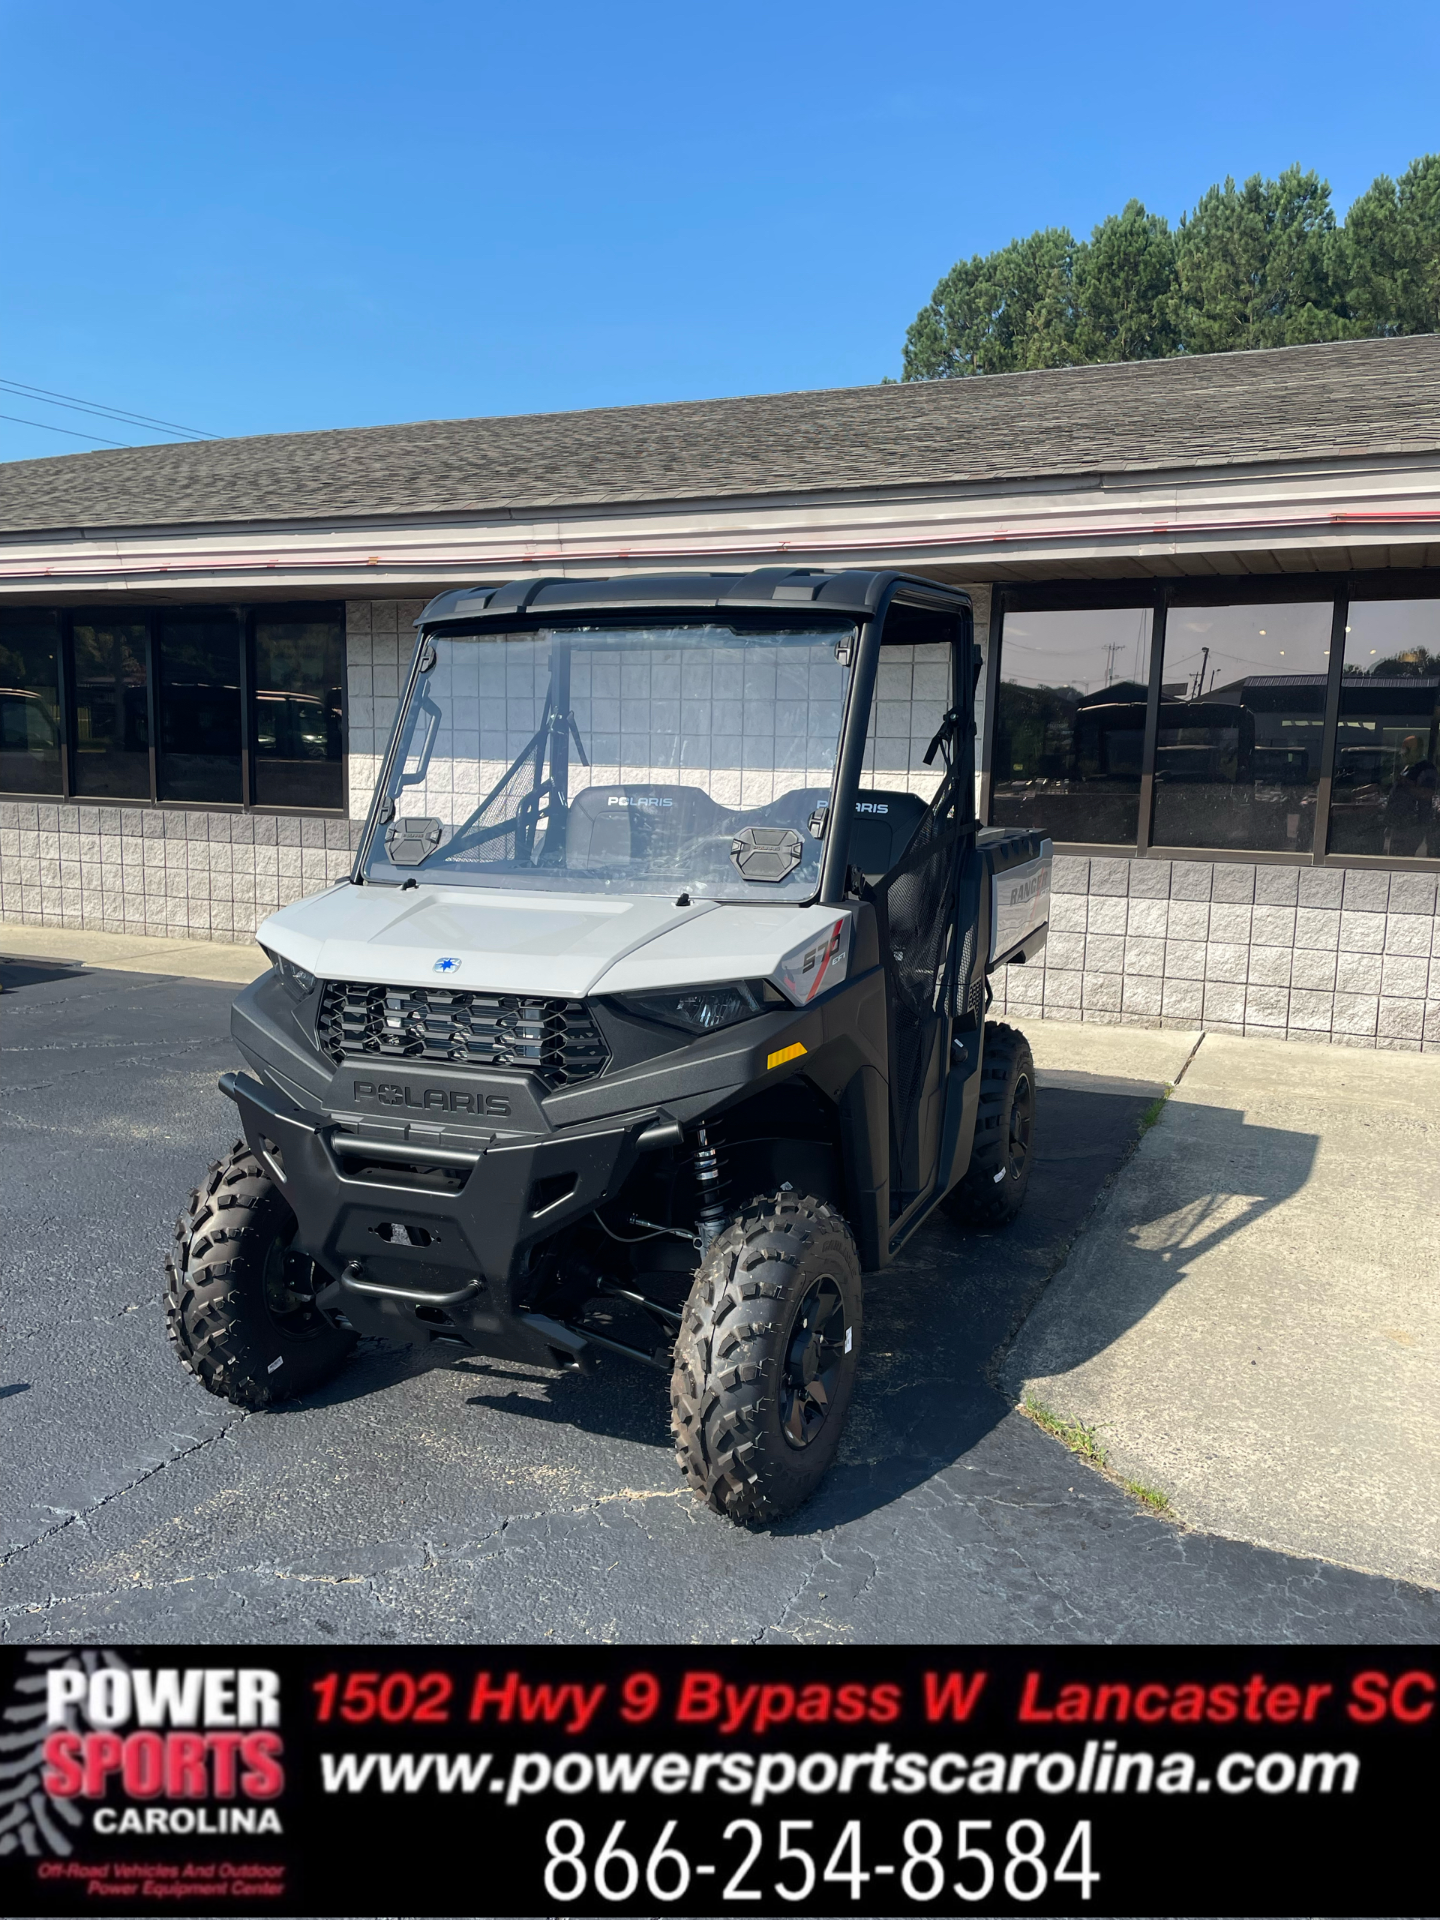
[21,1654,286,1840]
[0,1649,125,1858]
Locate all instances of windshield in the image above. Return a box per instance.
[361,620,856,899]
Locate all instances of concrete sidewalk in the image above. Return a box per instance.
[1005,1025,1440,1588]
[0,920,267,984]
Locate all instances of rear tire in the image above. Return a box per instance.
[165,1141,355,1408]
[942,1021,1036,1228]
[670,1193,861,1525]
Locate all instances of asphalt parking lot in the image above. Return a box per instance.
[2,953,1435,1644]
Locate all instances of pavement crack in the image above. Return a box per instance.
[0,1417,249,1571]
[1171,1029,1207,1086]
[750,1537,856,1644]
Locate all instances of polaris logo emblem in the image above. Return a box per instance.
[433,956,462,974]
[607,794,673,807]
[352,1080,511,1117]
[855,801,889,815]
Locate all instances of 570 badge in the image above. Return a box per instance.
[539,1817,1098,1906]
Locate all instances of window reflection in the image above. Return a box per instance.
[1151,604,1330,853]
[0,609,62,794]
[73,618,150,798]
[992,608,1152,842]
[1329,600,1440,858]
[158,611,242,803]
[254,613,344,808]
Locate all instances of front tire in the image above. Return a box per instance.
[670,1193,862,1525]
[165,1141,355,1408]
[942,1021,1036,1228]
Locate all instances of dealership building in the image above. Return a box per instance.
[2,331,1439,1050]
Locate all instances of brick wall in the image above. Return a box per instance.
[341,598,415,819]
[0,803,360,945]
[990,854,1440,1052]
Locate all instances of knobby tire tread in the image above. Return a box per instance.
[670,1191,861,1525]
[942,1020,1035,1228]
[164,1139,354,1409]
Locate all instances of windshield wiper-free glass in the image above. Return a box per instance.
[361,621,857,901]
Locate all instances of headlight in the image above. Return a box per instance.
[619,980,774,1034]
[262,947,318,1003]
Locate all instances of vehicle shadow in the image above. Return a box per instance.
[373,1070,1303,1502]
[458,1358,673,1448]
[263,1318,676,1442]
[989,1097,1321,1388]
[261,1067,1321,1535]
[435,1069,1166,1460]
[786,1081,1319,1536]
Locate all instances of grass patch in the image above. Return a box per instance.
[1122,1480,1171,1514]
[1137,1088,1172,1133]
[1022,1396,1109,1466]
[1022,1397,1175,1517]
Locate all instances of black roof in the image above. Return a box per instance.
[419,568,968,624]
[1,335,1438,537]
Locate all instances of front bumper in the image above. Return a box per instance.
[220,1068,659,1367]
[223,936,889,1360]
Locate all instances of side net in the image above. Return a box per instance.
[866,767,970,1207]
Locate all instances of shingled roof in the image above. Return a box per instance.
[2,334,1438,537]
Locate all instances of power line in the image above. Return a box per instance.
[0,411,134,448]
[0,380,210,440]
[0,377,219,440]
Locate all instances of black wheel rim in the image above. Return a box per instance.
[780,1275,848,1450]
[1007,1071,1034,1179]
[260,1223,326,1340]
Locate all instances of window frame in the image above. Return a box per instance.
[986,571,1440,871]
[1,600,348,816]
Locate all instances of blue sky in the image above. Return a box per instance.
[2,0,1437,462]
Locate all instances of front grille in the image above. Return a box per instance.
[317,983,609,1089]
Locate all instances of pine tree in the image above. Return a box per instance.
[1168,166,1355,353]
[1072,200,1178,362]
[902,228,1078,378]
[898,155,1439,378]
[1338,154,1440,337]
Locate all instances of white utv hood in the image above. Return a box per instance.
[258,884,851,1006]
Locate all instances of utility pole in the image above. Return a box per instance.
[1191,645,1210,700]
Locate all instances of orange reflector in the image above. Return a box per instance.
[767,1042,807,1071]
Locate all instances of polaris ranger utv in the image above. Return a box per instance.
[166,569,1050,1523]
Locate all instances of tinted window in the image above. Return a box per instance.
[0,608,62,794]
[992,608,1152,843]
[1329,599,1440,858]
[158,611,242,803]
[1151,604,1330,853]
[73,617,150,799]
[253,611,344,808]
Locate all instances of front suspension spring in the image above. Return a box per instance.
[691,1123,728,1254]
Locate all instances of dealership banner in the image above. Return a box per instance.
[1,1646,1431,1917]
